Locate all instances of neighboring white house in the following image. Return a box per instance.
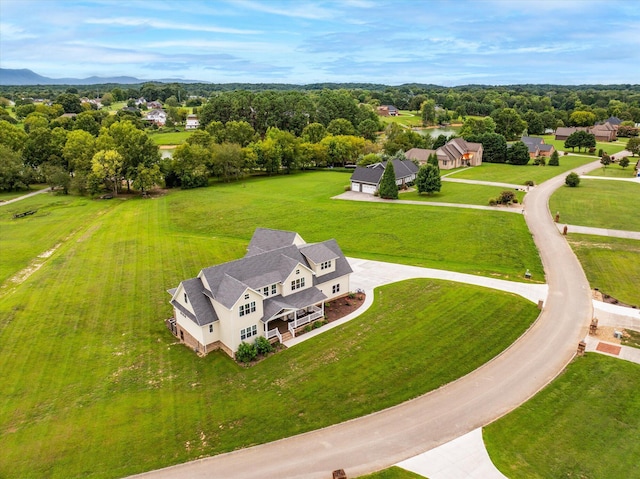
[146,109,167,126]
[185,114,199,130]
[167,228,353,357]
[350,159,419,194]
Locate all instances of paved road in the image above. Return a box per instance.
[129,162,598,479]
[334,190,522,213]
[0,187,51,206]
[555,223,640,240]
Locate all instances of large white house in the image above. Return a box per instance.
[167,228,352,357]
[185,114,199,130]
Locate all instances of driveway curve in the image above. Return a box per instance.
[129,162,598,479]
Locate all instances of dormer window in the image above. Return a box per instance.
[321,260,332,270]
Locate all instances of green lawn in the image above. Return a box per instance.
[167,172,543,281]
[379,110,423,127]
[549,179,640,231]
[0,267,539,479]
[446,155,595,185]
[0,184,49,201]
[399,182,525,205]
[0,171,544,478]
[358,467,426,479]
[485,354,640,479]
[537,135,628,156]
[566,234,640,306]
[0,193,115,285]
[586,162,638,178]
[148,128,193,145]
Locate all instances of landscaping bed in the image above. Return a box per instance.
[324,292,366,323]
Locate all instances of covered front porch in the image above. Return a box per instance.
[265,304,325,342]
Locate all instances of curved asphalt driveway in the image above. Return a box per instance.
[130,163,598,479]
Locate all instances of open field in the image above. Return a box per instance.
[484,354,640,479]
[566,234,640,306]
[167,172,543,280]
[378,110,423,127]
[399,182,525,205]
[445,155,595,185]
[0,261,539,479]
[0,183,49,202]
[0,193,115,285]
[586,162,638,178]
[549,179,640,231]
[148,128,193,145]
[537,135,628,156]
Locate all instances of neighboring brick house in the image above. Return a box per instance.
[377,105,399,116]
[405,138,483,170]
[555,123,617,142]
[521,136,555,159]
[167,228,352,357]
[350,159,418,194]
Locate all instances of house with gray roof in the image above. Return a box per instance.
[521,136,555,159]
[167,228,352,357]
[405,138,483,171]
[349,159,418,194]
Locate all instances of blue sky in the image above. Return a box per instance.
[1,0,639,85]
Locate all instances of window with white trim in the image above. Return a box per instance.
[209,324,213,333]
[240,325,257,340]
[184,292,188,303]
[263,286,269,297]
[244,293,250,300]
[332,284,340,294]
[320,260,332,270]
[291,277,305,291]
[271,284,277,295]
[239,301,256,317]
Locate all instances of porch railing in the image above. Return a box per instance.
[266,328,282,343]
[291,308,323,329]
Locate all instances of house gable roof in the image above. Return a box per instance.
[171,277,219,326]
[247,227,301,256]
[171,230,352,328]
[405,148,436,163]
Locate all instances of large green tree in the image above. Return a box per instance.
[626,137,640,156]
[97,120,160,191]
[378,161,398,199]
[210,143,245,181]
[507,141,531,165]
[466,132,507,163]
[491,108,527,140]
[0,144,30,191]
[569,110,596,127]
[90,149,123,195]
[63,130,96,174]
[416,163,441,195]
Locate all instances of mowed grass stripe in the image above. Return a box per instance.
[447,155,595,185]
[549,179,640,231]
[399,181,526,204]
[1,172,543,477]
[567,234,640,306]
[484,354,640,479]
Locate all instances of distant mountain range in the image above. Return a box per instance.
[0,68,207,86]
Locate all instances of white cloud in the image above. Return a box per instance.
[84,17,261,35]
[0,22,37,40]
[232,0,336,20]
